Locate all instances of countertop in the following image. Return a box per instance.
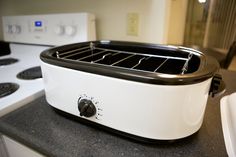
[1,69,236,157]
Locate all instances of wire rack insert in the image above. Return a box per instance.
[53,42,200,75]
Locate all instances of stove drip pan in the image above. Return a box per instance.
[0,83,19,98]
[0,58,19,66]
[17,66,42,80]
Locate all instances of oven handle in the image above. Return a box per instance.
[209,74,226,97]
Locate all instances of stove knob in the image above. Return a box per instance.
[78,99,96,117]
[12,25,21,34]
[54,25,64,35]
[65,26,76,36]
[6,25,13,34]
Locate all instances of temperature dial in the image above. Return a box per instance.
[78,99,96,117]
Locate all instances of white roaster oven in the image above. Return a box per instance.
[0,13,96,117]
[40,41,224,142]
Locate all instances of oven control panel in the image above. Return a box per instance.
[2,13,96,46]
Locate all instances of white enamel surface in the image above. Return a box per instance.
[54,25,64,35]
[0,44,51,117]
[2,13,96,46]
[221,93,236,157]
[41,62,212,140]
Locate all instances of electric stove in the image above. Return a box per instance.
[0,13,96,116]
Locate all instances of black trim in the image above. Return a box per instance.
[52,106,199,144]
[40,40,220,85]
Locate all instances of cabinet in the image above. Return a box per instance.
[1,135,44,157]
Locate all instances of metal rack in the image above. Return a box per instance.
[55,42,194,74]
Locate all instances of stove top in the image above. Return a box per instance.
[0,13,96,117]
[0,43,50,117]
[17,66,42,80]
[0,83,19,98]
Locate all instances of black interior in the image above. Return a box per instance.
[54,42,201,75]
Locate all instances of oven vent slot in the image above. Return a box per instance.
[54,42,199,74]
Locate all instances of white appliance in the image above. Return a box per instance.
[0,13,96,117]
[221,92,236,157]
[40,40,224,142]
[2,13,96,45]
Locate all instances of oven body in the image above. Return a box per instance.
[41,61,212,140]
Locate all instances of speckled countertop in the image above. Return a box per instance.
[0,69,236,157]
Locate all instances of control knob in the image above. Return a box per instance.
[65,26,76,36]
[12,25,21,34]
[5,25,13,34]
[54,25,64,35]
[78,99,96,117]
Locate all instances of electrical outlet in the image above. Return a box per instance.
[127,13,139,36]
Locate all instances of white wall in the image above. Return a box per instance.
[167,0,188,45]
[0,0,170,44]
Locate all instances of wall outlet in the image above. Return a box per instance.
[127,13,139,36]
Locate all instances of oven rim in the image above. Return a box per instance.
[40,40,219,85]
